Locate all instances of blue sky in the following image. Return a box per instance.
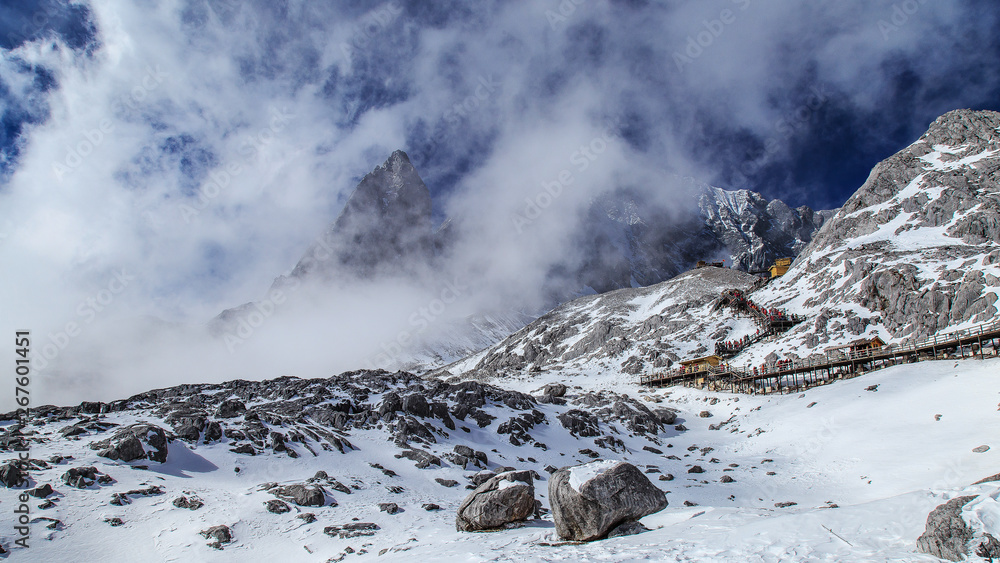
[3,1,1000,213]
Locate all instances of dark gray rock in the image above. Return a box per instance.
[558,410,601,438]
[201,524,233,549]
[402,394,430,418]
[0,462,25,488]
[542,383,568,398]
[916,495,977,561]
[607,520,650,538]
[379,502,400,514]
[456,471,536,532]
[28,484,53,498]
[265,499,291,514]
[61,466,99,488]
[269,484,326,507]
[548,461,667,541]
[91,424,169,463]
[215,399,246,419]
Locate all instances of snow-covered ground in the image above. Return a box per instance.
[3,357,1000,561]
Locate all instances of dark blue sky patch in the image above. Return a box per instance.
[0,0,97,51]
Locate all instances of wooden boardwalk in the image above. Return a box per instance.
[641,318,1000,394]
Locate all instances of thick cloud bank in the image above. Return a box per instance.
[1,0,999,408]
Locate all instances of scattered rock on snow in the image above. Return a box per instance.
[173,495,204,510]
[28,483,53,498]
[266,499,291,514]
[61,466,99,488]
[324,522,379,539]
[201,525,234,549]
[269,484,327,507]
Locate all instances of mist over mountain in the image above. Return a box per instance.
[2,0,1000,415]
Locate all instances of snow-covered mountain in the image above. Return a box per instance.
[740,109,1000,365]
[445,109,1000,385]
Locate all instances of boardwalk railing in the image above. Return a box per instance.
[641,317,1000,391]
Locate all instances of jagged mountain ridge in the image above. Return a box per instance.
[448,108,1000,384]
[570,185,834,293]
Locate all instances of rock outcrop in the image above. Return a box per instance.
[916,495,977,561]
[91,424,169,463]
[455,470,536,532]
[548,460,667,541]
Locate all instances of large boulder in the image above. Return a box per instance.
[269,484,326,507]
[91,424,169,463]
[548,460,667,541]
[916,495,977,561]
[456,470,535,532]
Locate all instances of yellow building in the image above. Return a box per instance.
[679,355,723,373]
[769,257,792,278]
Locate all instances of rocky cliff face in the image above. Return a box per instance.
[572,185,833,293]
[745,109,1000,362]
[288,149,437,281]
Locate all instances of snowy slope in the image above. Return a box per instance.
[3,358,1000,561]
[442,267,764,386]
